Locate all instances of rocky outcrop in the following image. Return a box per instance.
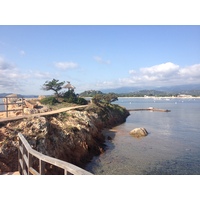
[130,128,148,138]
[0,103,129,174]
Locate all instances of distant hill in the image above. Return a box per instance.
[80,86,200,97]
[79,90,103,97]
[101,84,200,96]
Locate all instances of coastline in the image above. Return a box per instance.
[117,96,200,99]
[0,103,129,174]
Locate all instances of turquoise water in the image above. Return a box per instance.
[85,97,200,175]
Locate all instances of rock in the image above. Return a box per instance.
[24,100,38,109]
[107,136,112,140]
[0,161,11,173]
[0,103,130,174]
[130,128,148,138]
[38,95,46,100]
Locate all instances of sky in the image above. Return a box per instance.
[0,25,200,95]
[1,1,200,196]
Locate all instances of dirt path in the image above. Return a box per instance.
[0,105,87,123]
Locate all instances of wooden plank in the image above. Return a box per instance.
[19,158,23,168]
[23,169,27,175]
[128,108,170,112]
[28,153,32,175]
[29,167,40,175]
[23,154,28,167]
[19,146,23,154]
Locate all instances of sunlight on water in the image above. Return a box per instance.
[85,98,200,175]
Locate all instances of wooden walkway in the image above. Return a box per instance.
[128,108,171,112]
[0,105,87,123]
[17,133,92,175]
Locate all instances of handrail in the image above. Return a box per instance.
[0,96,24,117]
[18,133,93,175]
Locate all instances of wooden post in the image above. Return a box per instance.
[28,153,32,175]
[6,97,8,118]
[22,98,24,115]
[18,139,22,175]
[22,144,26,175]
[39,160,45,175]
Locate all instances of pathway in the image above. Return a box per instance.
[0,105,88,123]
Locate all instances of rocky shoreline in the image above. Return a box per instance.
[0,103,129,174]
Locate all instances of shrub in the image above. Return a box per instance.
[76,97,88,105]
[40,96,59,105]
[92,93,118,105]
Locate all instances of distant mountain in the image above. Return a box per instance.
[156,84,200,93]
[0,93,38,98]
[79,84,200,97]
[101,84,200,95]
[101,86,149,94]
[0,93,12,97]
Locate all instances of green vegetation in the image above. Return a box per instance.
[40,93,88,108]
[40,96,59,105]
[80,89,200,98]
[61,90,87,105]
[40,79,88,107]
[42,79,65,97]
[79,90,103,97]
[92,93,118,105]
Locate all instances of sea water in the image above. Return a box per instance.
[0,98,5,111]
[85,97,200,175]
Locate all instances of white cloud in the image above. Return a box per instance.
[0,57,24,92]
[93,62,200,90]
[128,62,200,86]
[0,57,56,94]
[19,50,25,56]
[140,62,180,77]
[94,56,111,65]
[54,61,78,69]
[34,71,52,79]
[129,69,136,74]
[179,64,200,77]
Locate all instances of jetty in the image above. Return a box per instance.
[128,107,171,112]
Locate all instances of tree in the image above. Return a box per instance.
[103,93,118,104]
[91,94,103,105]
[92,93,118,105]
[42,79,65,97]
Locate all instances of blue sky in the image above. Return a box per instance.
[0,25,200,95]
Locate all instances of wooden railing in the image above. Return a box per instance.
[0,97,24,118]
[18,133,92,175]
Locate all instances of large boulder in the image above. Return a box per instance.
[130,128,148,138]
